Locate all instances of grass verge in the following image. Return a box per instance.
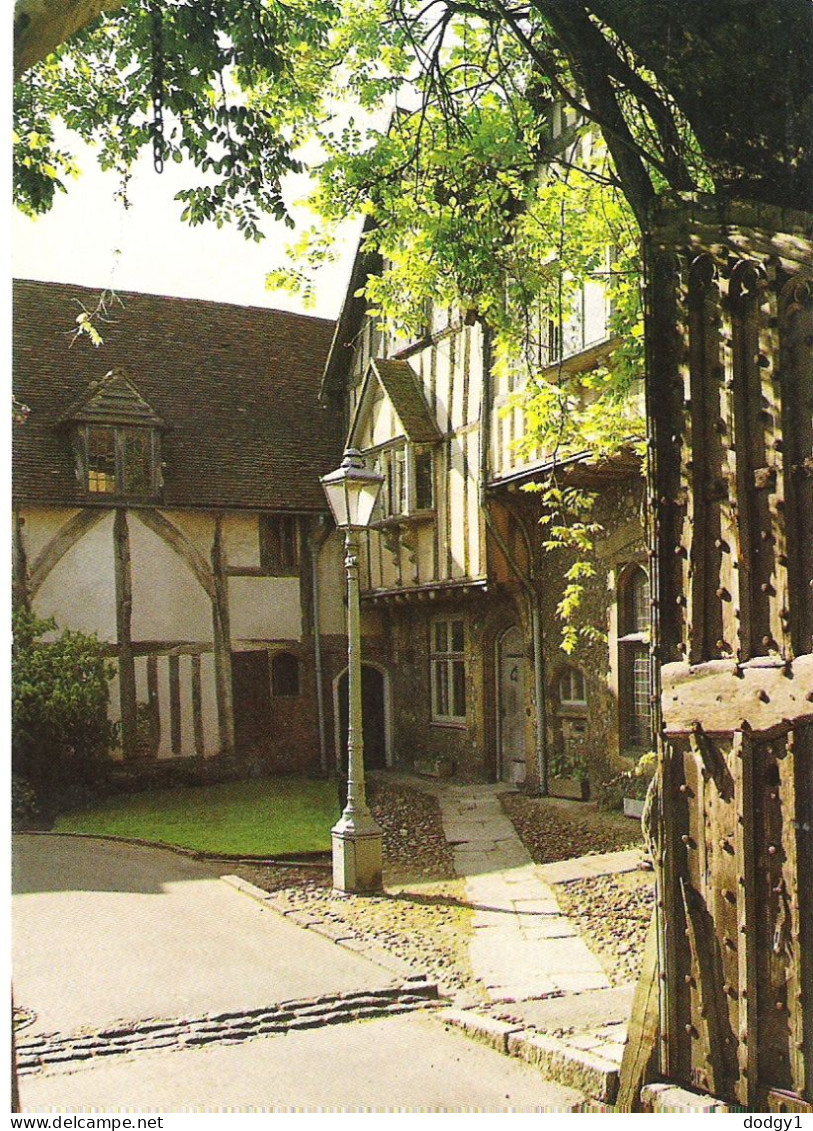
[53,777,339,857]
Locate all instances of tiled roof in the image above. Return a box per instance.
[13,280,340,511]
[368,358,440,443]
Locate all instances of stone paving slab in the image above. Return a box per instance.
[430,783,613,1005]
[538,848,643,885]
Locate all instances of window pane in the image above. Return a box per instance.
[451,619,464,653]
[394,450,407,513]
[87,428,116,493]
[434,659,449,716]
[631,647,651,747]
[434,621,448,654]
[627,567,650,634]
[415,451,434,510]
[122,428,153,495]
[452,659,466,717]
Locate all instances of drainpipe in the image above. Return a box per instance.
[479,323,549,795]
[309,517,330,775]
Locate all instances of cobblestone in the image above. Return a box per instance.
[16,984,441,1076]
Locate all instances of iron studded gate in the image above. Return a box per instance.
[647,198,813,1109]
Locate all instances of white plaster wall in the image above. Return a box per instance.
[160,510,216,563]
[156,656,172,758]
[129,515,213,642]
[224,513,261,569]
[466,429,482,577]
[434,340,452,434]
[317,533,347,635]
[200,652,220,754]
[19,507,83,565]
[449,441,466,578]
[179,654,195,754]
[229,576,302,641]
[34,511,118,640]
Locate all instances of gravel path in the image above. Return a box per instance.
[554,871,655,985]
[500,793,644,863]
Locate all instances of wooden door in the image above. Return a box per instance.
[648,200,813,1109]
[338,664,387,772]
[231,650,271,752]
[498,625,527,783]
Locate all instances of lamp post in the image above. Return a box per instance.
[321,449,385,893]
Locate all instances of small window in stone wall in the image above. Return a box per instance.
[272,651,300,697]
[618,563,651,752]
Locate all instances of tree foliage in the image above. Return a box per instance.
[13,0,812,647]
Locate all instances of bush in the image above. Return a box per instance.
[12,775,40,829]
[12,608,117,813]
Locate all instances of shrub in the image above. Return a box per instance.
[11,775,40,829]
[598,750,657,810]
[12,608,117,813]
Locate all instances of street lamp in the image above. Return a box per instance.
[321,448,385,893]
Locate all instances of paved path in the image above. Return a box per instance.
[418,782,613,1002]
[13,835,583,1112]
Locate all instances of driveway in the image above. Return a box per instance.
[13,835,583,1112]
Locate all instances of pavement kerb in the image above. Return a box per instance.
[440,1008,623,1106]
[220,874,439,990]
[15,829,332,868]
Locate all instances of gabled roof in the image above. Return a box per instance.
[13,280,340,511]
[319,215,381,403]
[348,357,441,448]
[58,368,165,427]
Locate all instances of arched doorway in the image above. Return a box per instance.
[497,625,527,783]
[335,663,388,773]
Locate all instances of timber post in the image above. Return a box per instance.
[643,196,813,1110]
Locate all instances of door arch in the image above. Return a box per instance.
[334,662,390,772]
[497,625,527,784]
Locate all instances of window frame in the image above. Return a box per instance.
[618,564,652,753]
[370,442,436,523]
[83,424,160,499]
[430,616,467,725]
[259,514,301,576]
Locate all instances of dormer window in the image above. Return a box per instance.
[85,425,159,497]
[59,369,165,501]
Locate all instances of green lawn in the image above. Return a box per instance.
[53,778,339,856]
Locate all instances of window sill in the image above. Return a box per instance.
[371,511,436,530]
[431,718,467,730]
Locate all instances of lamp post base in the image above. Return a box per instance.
[331,814,383,893]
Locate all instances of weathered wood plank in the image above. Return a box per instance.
[617,912,660,1111]
[661,655,813,736]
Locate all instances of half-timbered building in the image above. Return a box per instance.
[12,279,347,778]
[321,236,649,792]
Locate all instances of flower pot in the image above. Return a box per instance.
[550,776,590,801]
[624,796,644,819]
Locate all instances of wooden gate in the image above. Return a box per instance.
[647,199,813,1109]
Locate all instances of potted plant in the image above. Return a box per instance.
[548,748,590,801]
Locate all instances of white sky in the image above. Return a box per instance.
[11,133,359,321]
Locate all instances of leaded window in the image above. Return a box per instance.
[431,617,466,722]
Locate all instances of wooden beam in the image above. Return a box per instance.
[28,509,107,599]
[113,508,137,759]
[211,515,234,751]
